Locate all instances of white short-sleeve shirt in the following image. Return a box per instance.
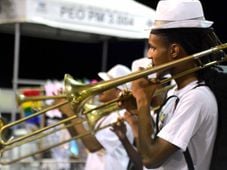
[156,80,218,170]
[85,109,134,170]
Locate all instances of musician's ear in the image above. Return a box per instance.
[171,43,190,60]
[169,43,181,59]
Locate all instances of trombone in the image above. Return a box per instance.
[16,93,66,106]
[0,79,85,148]
[0,89,165,165]
[0,99,134,165]
[0,43,227,150]
[0,83,174,151]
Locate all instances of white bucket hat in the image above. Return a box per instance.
[151,0,213,30]
[98,64,131,90]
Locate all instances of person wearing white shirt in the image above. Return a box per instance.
[57,64,134,170]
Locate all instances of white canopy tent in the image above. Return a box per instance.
[0,0,155,39]
[0,0,155,118]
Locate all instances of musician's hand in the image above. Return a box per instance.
[132,77,159,104]
[111,119,127,141]
[118,91,137,114]
[123,111,139,138]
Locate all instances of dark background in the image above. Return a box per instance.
[0,0,226,88]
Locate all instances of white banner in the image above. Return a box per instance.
[0,0,155,39]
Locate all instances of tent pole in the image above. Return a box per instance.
[12,23,21,123]
[101,39,108,72]
[143,39,148,58]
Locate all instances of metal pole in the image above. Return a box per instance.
[101,39,108,72]
[143,39,148,58]
[12,23,20,123]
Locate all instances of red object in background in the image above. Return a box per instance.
[22,89,41,96]
[20,88,43,126]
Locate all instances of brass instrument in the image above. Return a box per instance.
[0,100,126,165]
[64,43,227,113]
[16,93,66,105]
[0,100,70,146]
[1,83,173,150]
[0,85,172,164]
[0,79,85,148]
[0,43,226,163]
[82,83,175,118]
[16,94,66,105]
[83,102,120,130]
[0,81,174,150]
[0,118,9,150]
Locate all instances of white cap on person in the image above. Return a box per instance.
[131,58,152,72]
[98,64,131,90]
[131,58,156,79]
[131,58,174,84]
[151,0,213,30]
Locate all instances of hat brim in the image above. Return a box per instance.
[150,19,213,30]
[98,72,111,81]
[98,72,130,90]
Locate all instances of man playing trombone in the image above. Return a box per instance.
[56,64,134,170]
[120,0,225,169]
[112,58,174,170]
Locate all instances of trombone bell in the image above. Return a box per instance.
[83,103,120,130]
